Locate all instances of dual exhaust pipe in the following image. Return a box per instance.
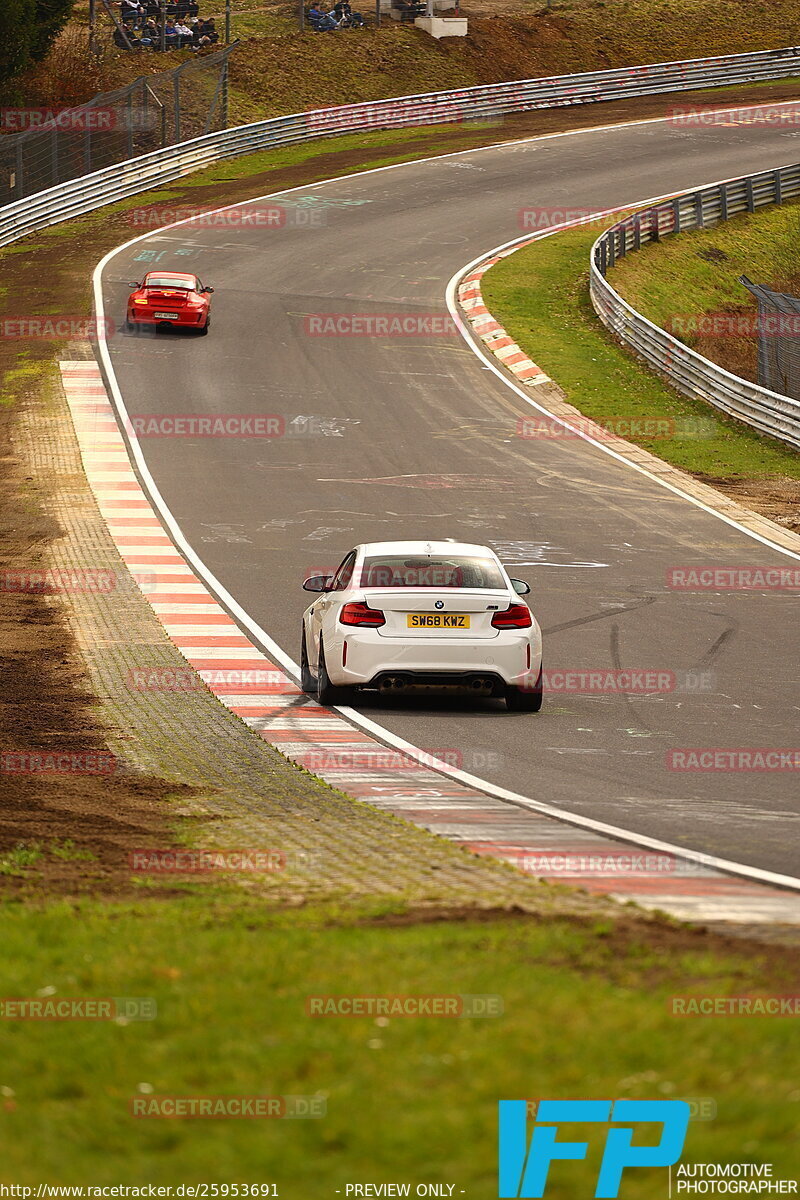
[377,674,493,694]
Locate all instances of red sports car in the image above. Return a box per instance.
[126,271,214,334]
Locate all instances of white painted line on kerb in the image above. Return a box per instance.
[92,113,800,895]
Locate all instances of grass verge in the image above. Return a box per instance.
[0,897,797,1187]
[480,222,800,484]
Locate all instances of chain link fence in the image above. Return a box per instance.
[739,276,800,402]
[0,42,236,205]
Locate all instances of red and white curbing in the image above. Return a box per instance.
[458,253,551,386]
[60,360,800,924]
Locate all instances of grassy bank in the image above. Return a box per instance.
[480,221,800,486]
[0,896,797,1187]
[609,199,800,384]
[13,0,800,120]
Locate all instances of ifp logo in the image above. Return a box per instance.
[498,1099,690,1198]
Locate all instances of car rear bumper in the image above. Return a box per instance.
[128,310,206,326]
[330,629,542,689]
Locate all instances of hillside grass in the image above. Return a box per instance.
[609,199,800,384]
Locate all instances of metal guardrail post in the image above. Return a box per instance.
[51,130,59,189]
[15,142,24,201]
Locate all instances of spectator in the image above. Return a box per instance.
[308,2,323,26]
[114,20,142,47]
[174,17,194,45]
[334,0,365,25]
[163,16,180,45]
[396,0,423,19]
[316,6,338,29]
[193,18,216,46]
[121,0,143,25]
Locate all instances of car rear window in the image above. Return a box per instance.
[360,556,505,589]
[145,277,193,289]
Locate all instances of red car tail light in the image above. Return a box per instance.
[340,602,385,628]
[491,603,532,629]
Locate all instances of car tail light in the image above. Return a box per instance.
[340,602,385,628]
[491,603,532,629]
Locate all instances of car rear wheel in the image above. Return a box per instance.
[505,664,543,712]
[300,628,315,694]
[197,315,210,336]
[316,641,350,707]
[125,319,139,333]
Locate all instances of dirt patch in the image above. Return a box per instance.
[0,410,201,900]
[698,474,800,531]
[357,906,800,976]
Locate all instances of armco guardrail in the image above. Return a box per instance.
[2,45,800,250]
[590,164,800,450]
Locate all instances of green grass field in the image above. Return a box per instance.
[0,895,797,1190]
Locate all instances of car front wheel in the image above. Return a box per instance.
[505,664,543,712]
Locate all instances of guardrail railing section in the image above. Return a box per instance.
[590,164,800,450]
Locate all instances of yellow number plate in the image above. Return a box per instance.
[407,613,470,629]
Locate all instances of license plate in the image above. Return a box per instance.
[407,613,470,629]
[154,311,179,319]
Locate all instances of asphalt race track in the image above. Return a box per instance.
[98,113,800,878]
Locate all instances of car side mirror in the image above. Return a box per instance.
[303,574,330,593]
[130,282,141,288]
[203,286,215,294]
[511,578,530,595]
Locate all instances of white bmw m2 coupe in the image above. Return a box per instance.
[300,540,543,711]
